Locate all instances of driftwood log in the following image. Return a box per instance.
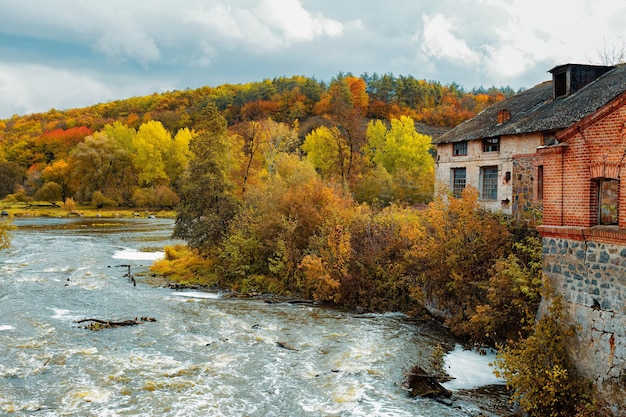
[405,365,452,398]
[76,317,156,331]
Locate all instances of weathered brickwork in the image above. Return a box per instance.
[542,236,626,408]
[539,101,626,228]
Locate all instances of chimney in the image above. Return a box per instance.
[497,109,511,125]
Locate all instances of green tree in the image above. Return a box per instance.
[0,161,26,198]
[173,104,240,254]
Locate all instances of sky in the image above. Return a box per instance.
[0,0,624,119]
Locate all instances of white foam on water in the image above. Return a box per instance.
[50,308,83,322]
[112,249,164,261]
[442,344,505,390]
[0,325,14,331]
[171,291,221,300]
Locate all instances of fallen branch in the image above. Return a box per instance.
[75,317,156,331]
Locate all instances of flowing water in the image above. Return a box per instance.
[0,218,504,416]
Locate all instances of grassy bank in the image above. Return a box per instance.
[0,200,176,219]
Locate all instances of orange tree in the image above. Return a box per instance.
[401,187,512,336]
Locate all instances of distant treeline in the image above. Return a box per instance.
[1,72,515,135]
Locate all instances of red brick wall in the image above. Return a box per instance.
[539,99,626,233]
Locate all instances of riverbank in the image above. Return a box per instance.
[0,200,175,218]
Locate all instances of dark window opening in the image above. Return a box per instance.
[453,141,468,156]
[543,132,557,146]
[537,166,544,200]
[482,138,500,152]
[452,168,466,198]
[598,178,618,225]
[480,166,498,200]
[554,71,567,98]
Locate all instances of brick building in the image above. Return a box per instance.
[536,64,626,409]
[435,63,626,410]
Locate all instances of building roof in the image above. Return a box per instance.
[434,64,626,144]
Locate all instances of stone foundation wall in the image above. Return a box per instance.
[542,236,626,409]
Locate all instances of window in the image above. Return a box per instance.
[598,179,618,225]
[453,141,467,156]
[543,132,557,146]
[536,166,544,200]
[480,166,498,200]
[554,70,567,98]
[452,168,466,198]
[482,138,500,152]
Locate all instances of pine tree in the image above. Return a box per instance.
[173,104,240,254]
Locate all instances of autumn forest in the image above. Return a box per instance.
[0,73,512,208]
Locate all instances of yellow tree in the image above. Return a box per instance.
[42,160,73,201]
[166,127,194,185]
[133,121,171,187]
[230,119,299,198]
[102,121,136,151]
[364,116,434,204]
[301,126,345,181]
[69,132,133,202]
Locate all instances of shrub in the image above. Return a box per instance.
[402,187,512,334]
[91,191,116,208]
[494,295,594,417]
[61,197,76,213]
[151,244,217,286]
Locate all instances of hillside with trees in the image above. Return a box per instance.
[0,73,512,209]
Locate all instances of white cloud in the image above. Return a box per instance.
[257,0,343,41]
[0,64,112,116]
[419,14,481,65]
[0,63,176,117]
[481,0,626,82]
[184,0,343,53]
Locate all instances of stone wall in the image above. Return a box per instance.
[512,154,542,223]
[542,235,626,409]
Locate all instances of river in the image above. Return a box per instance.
[0,217,505,416]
